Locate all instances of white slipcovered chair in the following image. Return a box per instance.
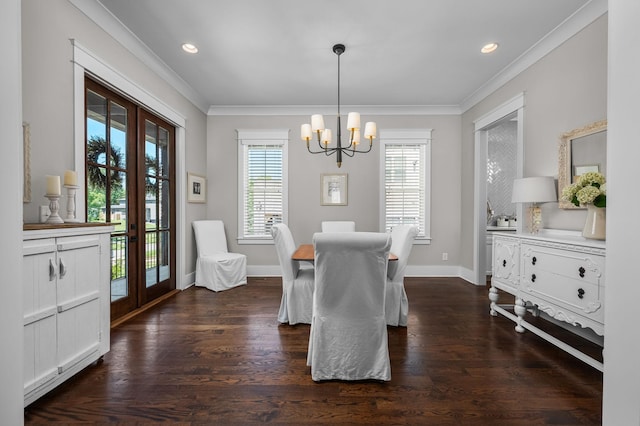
[192,220,247,292]
[271,224,314,325]
[385,225,418,326]
[307,232,392,381]
[321,221,356,232]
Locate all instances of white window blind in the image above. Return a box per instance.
[237,130,288,243]
[380,130,431,242]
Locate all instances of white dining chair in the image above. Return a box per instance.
[321,221,356,232]
[307,232,391,381]
[385,225,418,326]
[271,224,314,324]
[192,220,247,292]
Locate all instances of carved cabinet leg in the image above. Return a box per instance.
[488,286,499,316]
[514,298,526,333]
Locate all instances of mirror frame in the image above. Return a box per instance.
[558,119,607,209]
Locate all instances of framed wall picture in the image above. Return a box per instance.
[187,172,206,203]
[321,173,348,206]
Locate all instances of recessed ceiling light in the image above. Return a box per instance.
[182,43,198,54]
[481,42,499,54]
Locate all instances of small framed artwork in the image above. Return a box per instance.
[187,172,206,203]
[321,173,348,206]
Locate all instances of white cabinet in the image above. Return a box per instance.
[23,224,113,406]
[489,231,605,371]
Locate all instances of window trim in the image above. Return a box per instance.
[379,129,432,245]
[236,129,289,245]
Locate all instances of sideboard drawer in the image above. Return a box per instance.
[521,244,605,287]
[521,268,603,322]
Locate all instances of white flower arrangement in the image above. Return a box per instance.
[561,171,606,207]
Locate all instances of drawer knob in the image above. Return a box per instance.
[578,288,585,299]
[531,274,536,282]
[532,256,537,265]
[578,266,586,278]
[502,259,507,267]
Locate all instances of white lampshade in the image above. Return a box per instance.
[352,129,361,145]
[300,123,312,141]
[321,128,332,145]
[511,176,557,203]
[346,112,361,130]
[364,122,377,139]
[311,114,325,132]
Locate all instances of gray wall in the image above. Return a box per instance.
[208,114,462,271]
[21,0,209,282]
[460,15,608,269]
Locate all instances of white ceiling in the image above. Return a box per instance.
[89,0,602,114]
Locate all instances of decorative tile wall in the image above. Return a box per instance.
[487,120,517,225]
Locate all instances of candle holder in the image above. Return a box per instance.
[64,185,80,223]
[44,194,64,224]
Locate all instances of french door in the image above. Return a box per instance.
[85,76,176,322]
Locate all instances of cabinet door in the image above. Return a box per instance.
[56,235,102,373]
[492,236,520,292]
[23,239,58,394]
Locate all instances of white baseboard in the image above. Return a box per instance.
[241,264,476,285]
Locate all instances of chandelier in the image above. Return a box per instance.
[300,43,377,168]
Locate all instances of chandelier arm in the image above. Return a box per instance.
[350,141,374,154]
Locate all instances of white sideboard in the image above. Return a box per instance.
[489,231,605,371]
[23,224,113,406]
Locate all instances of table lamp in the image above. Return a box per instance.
[511,176,557,234]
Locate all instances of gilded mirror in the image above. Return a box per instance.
[558,119,607,209]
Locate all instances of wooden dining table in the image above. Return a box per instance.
[291,244,398,262]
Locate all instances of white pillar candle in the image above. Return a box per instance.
[311,114,325,132]
[364,121,377,139]
[63,170,78,186]
[46,175,61,195]
[346,112,361,130]
[300,123,312,141]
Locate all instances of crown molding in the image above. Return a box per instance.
[70,0,606,118]
[460,0,607,113]
[68,0,209,114]
[207,104,461,116]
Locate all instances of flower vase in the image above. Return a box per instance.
[582,204,606,240]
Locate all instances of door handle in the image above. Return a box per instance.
[59,258,66,278]
[130,236,138,242]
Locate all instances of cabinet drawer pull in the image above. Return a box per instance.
[49,258,57,281]
[59,258,66,278]
[502,259,507,267]
[578,266,586,278]
[578,288,585,299]
[532,256,537,265]
[531,274,536,282]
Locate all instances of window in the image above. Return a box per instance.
[380,129,432,243]
[237,129,289,244]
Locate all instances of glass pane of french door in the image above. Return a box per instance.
[86,86,132,307]
[86,77,176,321]
[139,111,175,305]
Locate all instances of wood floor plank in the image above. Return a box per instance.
[24,277,602,425]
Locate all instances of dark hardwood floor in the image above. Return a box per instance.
[24,277,602,425]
